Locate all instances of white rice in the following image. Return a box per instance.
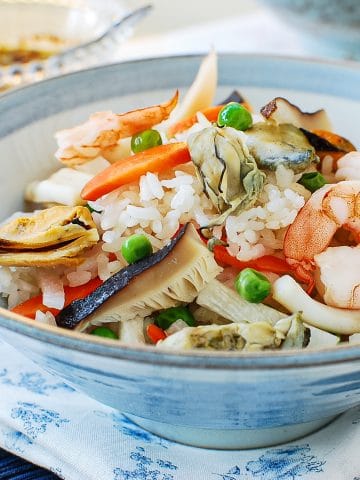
[0,117,310,313]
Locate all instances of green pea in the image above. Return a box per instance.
[121,234,153,264]
[155,306,196,330]
[234,268,271,303]
[298,172,326,193]
[131,129,162,153]
[217,102,253,131]
[91,326,118,339]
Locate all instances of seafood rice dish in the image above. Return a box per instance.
[1,52,360,352]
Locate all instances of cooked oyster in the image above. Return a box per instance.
[0,206,99,267]
[56,224,222,330]
[188,126,265,228]
[157,321,284,351]
[158,312,308,352]
[246,122,318,173]
[278,313,310,349]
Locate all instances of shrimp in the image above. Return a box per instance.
[55,91,179,166]
[284,180,360,307]
[335,151,360,181]
[314,246,360,309]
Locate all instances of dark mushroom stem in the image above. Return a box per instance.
[56,225,188,329]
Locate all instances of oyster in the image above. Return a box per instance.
[0,206,99,267]
[157,321,284,351]
[188,126,265,228]
[246,122,318,173]
[158,312,308,352]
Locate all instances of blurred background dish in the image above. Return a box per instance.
[0,0,151,92]
[259,0,360,59]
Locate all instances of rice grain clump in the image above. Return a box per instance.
[225,166,307,261]
[87,162,307,268]
[88,163,216,259]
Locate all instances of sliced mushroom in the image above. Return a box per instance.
[218,90,246,106]
[56,224,222,330]
[260,97,332,131]
[188,126,265,228]
[0,206,99,267]
[246,122,318,172]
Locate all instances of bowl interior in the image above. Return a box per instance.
[0,54,360,364]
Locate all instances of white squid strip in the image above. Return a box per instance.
[272,275,360,335]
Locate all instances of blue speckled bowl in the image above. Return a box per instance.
[0,55,360,449]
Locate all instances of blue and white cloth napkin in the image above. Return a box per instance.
[0,339,359,480]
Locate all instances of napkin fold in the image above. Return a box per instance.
[0,339,359,480]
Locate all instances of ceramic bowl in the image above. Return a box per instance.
[0,0,150,92]
[260,0,360,59]
[0,54,360,449]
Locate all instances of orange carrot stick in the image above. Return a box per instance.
[11,277,103,319]
[81,142,191,201]
[167,105,223,137]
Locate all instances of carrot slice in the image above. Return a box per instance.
[11,277,103,319]
[147,324,167,344]
[81,142,191,201]
[167,105,223,137]
[167,102,252,137]
[213,246,291,274]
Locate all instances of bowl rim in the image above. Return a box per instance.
[0,52,360,369]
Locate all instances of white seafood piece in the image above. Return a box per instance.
[335,151,360,181]
[273,275,360,335]
[169,50,217,125]
[25,168,93,206]
[314,246,360,309]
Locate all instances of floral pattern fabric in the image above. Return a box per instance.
[0,339,359,480]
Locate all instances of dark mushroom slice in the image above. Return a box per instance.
[260,97,332,131]
[218,90,246,105]
[56,224,221,330]
[300,128,356,169]
[300,129,342,152]
[245,122,318,173]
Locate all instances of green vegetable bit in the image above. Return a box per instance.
[234,268,271,303]
[121,234,153,264]
[131,129,162,153]
[86,203,101,214]
[298,172,326,192]
[155,306,196,330]
[90,326,118,339]
[217,102,253,131]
